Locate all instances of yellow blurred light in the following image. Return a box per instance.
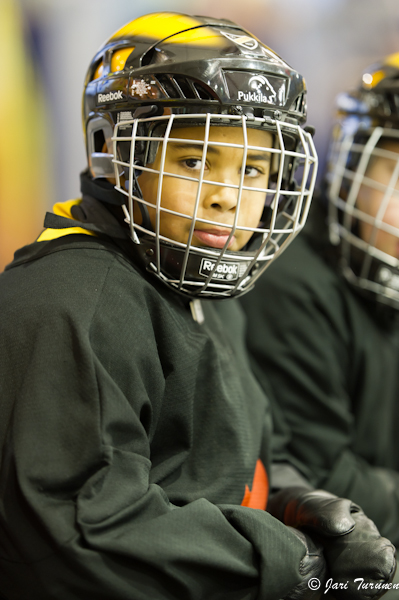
[384,52,399,69]
[362,73,373,86]
[362,69,385,89]
[0,0,50,271]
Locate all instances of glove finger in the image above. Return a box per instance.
[285,491,356,537]
[284,528,327,600]
[324,513,397,600]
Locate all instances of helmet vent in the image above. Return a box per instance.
[156,74,181,98]
[155,74,215,101]
[192,82,215,100]
[173,76,197,99]
[292,93,306,115]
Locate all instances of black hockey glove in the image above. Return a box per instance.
[283,527,327,600]
[268,487,396,600]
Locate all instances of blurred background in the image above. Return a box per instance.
[1,0,399,270]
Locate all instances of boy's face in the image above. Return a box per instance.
[137,125,273,252]
[357,139,399,259]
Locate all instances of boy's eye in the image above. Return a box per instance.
[244,165,262,178]
[183,158,204,170]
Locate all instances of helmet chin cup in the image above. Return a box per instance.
[133,235,258,299]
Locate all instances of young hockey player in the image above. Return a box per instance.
[0,13,395,600]
[240,53,399,549]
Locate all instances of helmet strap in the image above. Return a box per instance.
[80,170,125,205]
[124,170,154,233]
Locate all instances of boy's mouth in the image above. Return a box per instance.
[193,228,235,249]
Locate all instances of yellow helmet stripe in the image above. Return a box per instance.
[110,12,203,42]
[160,28,226,47]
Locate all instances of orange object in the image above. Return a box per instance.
[241,459,269,510]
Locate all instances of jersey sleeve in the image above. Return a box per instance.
[0,245,306,600]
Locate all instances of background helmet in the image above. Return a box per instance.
[326,52,399,309]
[83,12,317,299]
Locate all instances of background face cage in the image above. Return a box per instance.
[327,126,399,305]
[113,112,318,299]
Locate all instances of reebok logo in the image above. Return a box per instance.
[97,90,124,103]
[199,258,239,281]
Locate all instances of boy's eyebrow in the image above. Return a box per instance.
[168,142,271,161]
[168,142,219,154]
[247,152,271,163]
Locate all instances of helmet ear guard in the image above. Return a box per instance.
[87,105,163,181]
[87,116,116,179]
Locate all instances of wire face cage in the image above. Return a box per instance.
[327,125,399,307]
[113,112,318,299]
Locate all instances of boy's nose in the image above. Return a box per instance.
[202,180,239,212]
